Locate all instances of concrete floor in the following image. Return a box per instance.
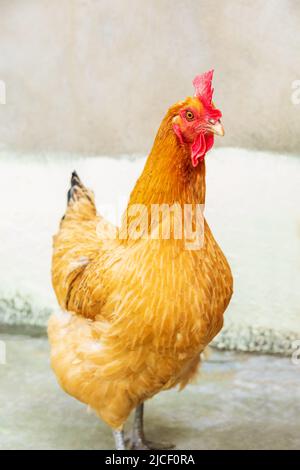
[0,333,299,450]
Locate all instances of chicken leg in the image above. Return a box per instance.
[113,429,126,450]
[128,403,175,450]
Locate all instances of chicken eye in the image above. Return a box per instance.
[185,110,194,121]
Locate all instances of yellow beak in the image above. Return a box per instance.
[209,120,225,136]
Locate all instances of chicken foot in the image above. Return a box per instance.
[127,403,175,450]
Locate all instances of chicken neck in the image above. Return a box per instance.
[121,107,205,241]
[127,111,206,209]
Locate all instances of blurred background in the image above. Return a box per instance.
[0,0,299,154]
[0,0,300,450]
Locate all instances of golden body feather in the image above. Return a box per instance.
[48,101,233,430]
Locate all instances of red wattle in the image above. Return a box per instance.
[205,133,214,153]
[191,133,214,167]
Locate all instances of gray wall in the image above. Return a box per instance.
[0,0,299,155]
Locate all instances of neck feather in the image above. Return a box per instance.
[128,110,206,208]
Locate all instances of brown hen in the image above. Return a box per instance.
[48,71,233,449]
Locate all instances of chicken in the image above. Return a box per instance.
[48,70,233,450]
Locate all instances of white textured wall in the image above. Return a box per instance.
[0,0,299,154]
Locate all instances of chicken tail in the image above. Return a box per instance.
[67,171,93,205]
[59,171,97,225]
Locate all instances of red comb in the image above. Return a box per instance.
[193,70,214,105]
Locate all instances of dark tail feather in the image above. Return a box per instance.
[62,171,95,221]
[67,170,85,203]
